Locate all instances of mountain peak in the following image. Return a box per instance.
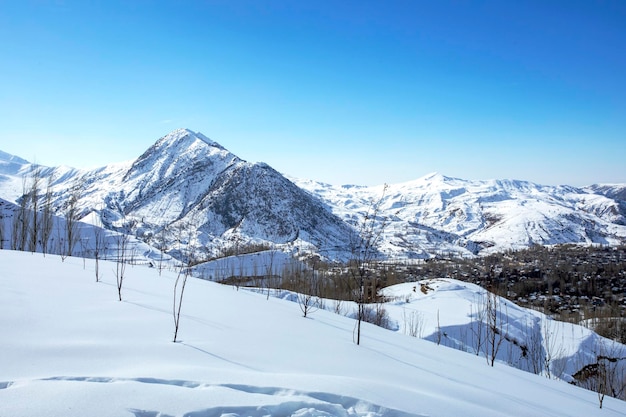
[134,128,229,166]
[159,128,223,150]
[121,128,235,186]
[410,172,460,186]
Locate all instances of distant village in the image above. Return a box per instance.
[400,245,626,343]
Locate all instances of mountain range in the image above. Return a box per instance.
[1,128,625,262]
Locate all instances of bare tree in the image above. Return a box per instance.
[577,338,626,408]
[524,317,544,375]
[39,173,55,255]
[402,309,425,338]
[229,258,238,290]
[470,294,487,356]
[361,302,392,330]
[485,291,506,366]
[173,260,191,342]
[92,225,105,282]
[296,264,319,318]
[26,166,42,252]
[12,175,30,251]
[265,248,277,300]
[601,343,626,404]
[172,216,197,342]
[349,184,389,345]
[63,179,84,259]
[156,225,168,276]
[10,208,19,250]
[78,237,87,268]
[436,309,442,345]
[333,299,344,315]
[114,232,129,301]
[542,316,565,379]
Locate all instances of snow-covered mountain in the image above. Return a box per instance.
[293,173,626,258]
[0,129,352,261]
[1,128,625,263]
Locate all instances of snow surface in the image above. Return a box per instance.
[377,280,625,378]
[1,250,625,416]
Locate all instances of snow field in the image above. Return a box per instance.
[1,250,626,416]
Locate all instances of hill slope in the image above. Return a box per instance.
[1,250,625,416]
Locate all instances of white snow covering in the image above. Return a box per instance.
[293,172,626,258]
[378,280,625,377]
[1,250,626,416]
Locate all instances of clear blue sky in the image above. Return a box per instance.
[1,1,624,186]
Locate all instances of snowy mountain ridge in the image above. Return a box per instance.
[292,172,626,258]
[0,128,625,262]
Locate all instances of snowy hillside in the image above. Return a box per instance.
[2,250,626,416]
[587,183,626,203]
[0,195,174,266]
[378,280,626,384]
[293,173,626,259]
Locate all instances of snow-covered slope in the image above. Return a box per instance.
[2,250,625,416]
[0,150,29,175]
[293,173,626,258]
[0,195,173,266]
[587,183,626,203]
[379,279,626,384]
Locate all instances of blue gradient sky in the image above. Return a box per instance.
[1,1,624,186]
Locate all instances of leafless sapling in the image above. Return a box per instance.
[26,166,42,253]
[63,179,84,259]
[296,264,320,318]
[470,294,486,356]
[156,225,168,276]
[92,225,105,282]
[39,173,55,255]
[114,232,129,301]
[524,317,544,375]
[265,247,277,300]
[12,175,30,251]
[402,309,425,338]
[542,316,565,379]
[172,260,191,342]
[485,291,506,366]
[349,184,389,345]
[172,217,197,343]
